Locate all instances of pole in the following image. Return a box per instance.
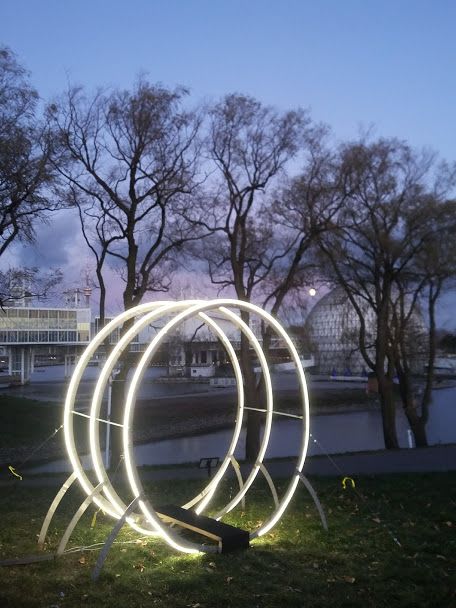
[106,373,113,470]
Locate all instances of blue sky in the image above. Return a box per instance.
[2,0,455,158]
[1,0,456,325]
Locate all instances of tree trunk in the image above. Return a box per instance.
[395,361,429,449]
[420,284,439,426]
[107,334,135,469]
[239,310,261,462]
[377,374,399,449]
[403,404,428,447]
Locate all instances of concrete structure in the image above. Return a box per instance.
[0,306,91,384]
[0,300,307,384]
[166,313,301,378]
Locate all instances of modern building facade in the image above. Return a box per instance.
[0,307,91,383]
[0,299,305,384]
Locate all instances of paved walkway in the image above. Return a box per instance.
[2,444,454,488]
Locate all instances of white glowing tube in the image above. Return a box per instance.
[88,302,192,532]
[88,301,248,530]
[63,301,172,520]
[61,298,310,553]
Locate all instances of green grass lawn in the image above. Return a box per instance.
[0,473,454,607]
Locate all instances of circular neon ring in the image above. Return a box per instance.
[65,300,248,538]
[88,303,254,542]
[121,301,274,552]
[63,299,310,551]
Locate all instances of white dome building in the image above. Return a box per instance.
[304,288,427,375]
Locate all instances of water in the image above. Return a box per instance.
[1,365,213,403]
[27,384,456,473]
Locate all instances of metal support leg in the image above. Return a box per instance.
[92,496,141,581]
[230,456,245,510]
[38,472,77,549]
[297,472,328,531]
[213,456,245,520]
[259,463,279,509]
[56,482,104,556]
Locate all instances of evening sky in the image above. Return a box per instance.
[1,0,455,324]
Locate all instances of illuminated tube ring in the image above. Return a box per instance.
[64,299,310,553]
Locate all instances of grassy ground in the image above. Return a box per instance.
[0,473,454,607]
[0,395,61,449]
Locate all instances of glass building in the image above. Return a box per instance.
[0,307,91,345]
[0,307,91,383]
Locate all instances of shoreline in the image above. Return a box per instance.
[2,378,454,470]
[2,396,380,470]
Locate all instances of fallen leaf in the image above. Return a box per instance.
[445,521,453,527]
[78,556,86,565]
[342,576,356,584]
[226,576,234,584]
[372,517,381,524]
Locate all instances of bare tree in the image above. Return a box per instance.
[0,47,58,296]
[48,80,205,463]
[316,137,456,448]
[389,197,456,445]
[0,266,63,309]
[192,95,337,459]
[49,80,204,316]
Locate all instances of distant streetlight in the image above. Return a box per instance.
[309,288,317,297]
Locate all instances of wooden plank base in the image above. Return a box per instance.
[156,505,250,553]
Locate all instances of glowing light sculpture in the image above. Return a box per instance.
[39,299,325,579]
